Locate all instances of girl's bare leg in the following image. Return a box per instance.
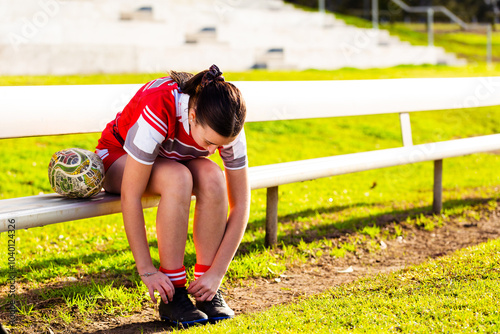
[147,158,193,270]
[104,155,193,270]
[185,158,229,266]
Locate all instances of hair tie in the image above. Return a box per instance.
[201,64,225,88]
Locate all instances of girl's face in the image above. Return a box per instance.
[189,109,236,155]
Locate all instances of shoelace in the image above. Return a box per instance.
[209,290,226,307]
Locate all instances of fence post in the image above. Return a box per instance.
[427,8,434,47]
[433,159,443,213]
[487,24,493,66]
[318,0,325,14]
[265,186,279,247]
[319,0,325,27]
[372,0,379,29]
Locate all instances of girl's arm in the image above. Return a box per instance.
[121,156,175,303]
[188,166,251,300]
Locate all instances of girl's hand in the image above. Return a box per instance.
[187,270,223,302]
[141,271,175,304]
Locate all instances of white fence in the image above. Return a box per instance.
[1,77,499,245]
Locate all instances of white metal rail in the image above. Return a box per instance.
[1,77,500,139]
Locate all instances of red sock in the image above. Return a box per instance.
[194,264,211,280]
[159,266,187,288]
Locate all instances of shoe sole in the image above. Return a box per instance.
[160,315,208,327]
[208,315,234,324]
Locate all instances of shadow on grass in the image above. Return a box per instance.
[0,195,496,333]
[1,196,494,305]
[0,241,197,285]
[238,195,496,253]
[82,320,176,334]
[4,195,494,278]
[81,319,217,334]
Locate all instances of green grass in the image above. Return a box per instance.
[331,12,500,64]
[181,238,500,333]
[381,23,500,63]
[288,2,500,64]
[0,66,499,332]
[0,63,499,87]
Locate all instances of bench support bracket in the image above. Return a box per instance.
[265,186,279,247]
[433,159,443,213]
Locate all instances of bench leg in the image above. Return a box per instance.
[433,159,443,214]
[265,186,279,247]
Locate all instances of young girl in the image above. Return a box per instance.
[95,65,250,326]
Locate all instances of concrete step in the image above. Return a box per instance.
[0,0,466,75]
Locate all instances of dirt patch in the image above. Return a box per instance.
[231,209,500,316]
[4,205,500,334]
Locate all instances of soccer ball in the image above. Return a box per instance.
[48,148,105,198]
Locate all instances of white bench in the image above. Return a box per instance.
[1,77,499,246]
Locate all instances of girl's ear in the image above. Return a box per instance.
[188,108,196,122]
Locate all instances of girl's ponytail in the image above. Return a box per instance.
[169,70,196,93]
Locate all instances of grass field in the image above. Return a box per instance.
[181,238,500,333]
[333,14,500,64]
[0,64,499,332]
[289,3,500,64]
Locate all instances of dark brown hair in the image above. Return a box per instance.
[169,65,246,138]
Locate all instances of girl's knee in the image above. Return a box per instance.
[149,161,193,198]
[192,160,227,198]
[165,164,193,195]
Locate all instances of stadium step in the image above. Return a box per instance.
[0,0,465,75]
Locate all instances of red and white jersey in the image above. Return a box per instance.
[97,77,247,170]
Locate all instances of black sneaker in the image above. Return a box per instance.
[196,289,235,323]
[159,287,208,326]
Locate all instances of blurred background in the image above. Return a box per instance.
[0,0,497,75]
